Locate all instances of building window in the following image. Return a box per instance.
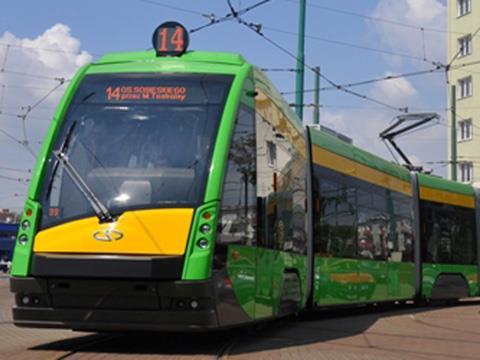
[266,140,277,167]
[457,0,472,17]
[458,76,473,99]
[458,35,472,57]
[460,162,473,183]
[459,119,473,141]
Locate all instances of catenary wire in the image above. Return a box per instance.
[236,18,409,113]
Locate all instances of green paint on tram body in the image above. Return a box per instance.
[9,46,480,332]
[418,173,475,197]
[310,130,411,183]
[422,263,478,298]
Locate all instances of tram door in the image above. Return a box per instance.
[255,196,275,318]
[254,113,276,319]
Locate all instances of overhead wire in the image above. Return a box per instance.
[282,0,462,36]
[1,69,66,82]
[138,0,208,16]
[280,67,444,95]
[15,79,66,156]
[262,25,433,64]
[0,193,24,200]
[0,166,31,174]
[218,7,409,113]
[0,174,29,184]
[0,41,100,57]
[447,26,480,70]
[261,68,298,72]
[1,41,67,158]
[190,0,272,34]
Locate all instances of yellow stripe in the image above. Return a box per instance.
[419,186,475,208]
[34,208,194,255]
[312,146,412,196]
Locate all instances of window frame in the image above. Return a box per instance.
[457,34,472,58]
[457,0,472,17]
[458,76,473,99]
[460,161,473,183]
[458,118,473,141]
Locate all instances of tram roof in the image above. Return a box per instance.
[92,50,248,72]
[418,172,475,197]
[309,127,412,183]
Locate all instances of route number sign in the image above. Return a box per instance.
[152,22,189,57]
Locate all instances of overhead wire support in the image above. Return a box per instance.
[421,28,427,62]
[446,25,480,71]
[0,44,10,73]
[0,84,5,114]
[189,0,272,34]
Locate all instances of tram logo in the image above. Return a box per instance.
[93,229,124,242]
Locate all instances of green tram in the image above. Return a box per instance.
[10,23,480,331]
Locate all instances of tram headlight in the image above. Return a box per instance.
[18,234,28,246]
[197,238,209,249]
[21,220,30,231]
[200,224,211,234]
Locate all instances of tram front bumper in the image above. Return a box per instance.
[10,277,218,331]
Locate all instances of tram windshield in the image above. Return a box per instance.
[40,73,232,229]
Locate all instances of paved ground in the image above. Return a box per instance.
[2,277,480,359]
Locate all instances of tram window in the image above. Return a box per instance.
[39,74,233,229]
[255,101,307,253]
[421,201,476,265]
[215,104,257,268]
[452,210,476,264]
[316,177,356,258]
[357,207,388,260]
[385,192,414,262]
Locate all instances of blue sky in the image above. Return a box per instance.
[0,0,450,210]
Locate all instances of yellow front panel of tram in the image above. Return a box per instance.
[33,209,194,255]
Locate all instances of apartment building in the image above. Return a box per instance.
[448,0,480,184]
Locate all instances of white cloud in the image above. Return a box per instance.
[0,24,91,210]
[370,72,417,104]
[372,0,447,64]
[320,110,347,131]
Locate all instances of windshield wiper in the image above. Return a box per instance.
[45,92,98,199]
[53,150,115,223]
[45,120,77,200]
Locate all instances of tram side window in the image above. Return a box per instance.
[215,104,257,268]
[255,107,307,253]
[452,210,475,264]
[421,201,476,265]
[386,192,414,263]
[357,187,388,260]
[315,176,356,258]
